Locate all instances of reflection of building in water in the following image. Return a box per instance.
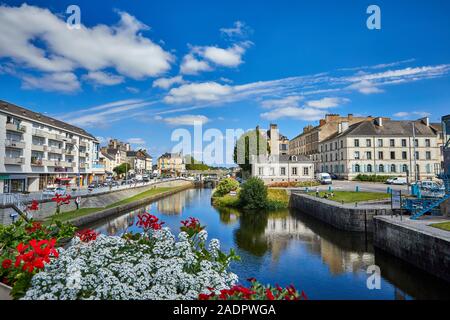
[156,189,198,215]
[104,213,135,235]
[264,215,374,274]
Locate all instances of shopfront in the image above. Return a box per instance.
[1,174,27,193]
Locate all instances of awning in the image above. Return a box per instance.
[56,178,73,181]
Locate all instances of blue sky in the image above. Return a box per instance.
[0,0,449,164]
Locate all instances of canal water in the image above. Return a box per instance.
[88,188,450,300]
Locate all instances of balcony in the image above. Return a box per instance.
[31,144,46,152]
[43,160,59,167]
[64,149,76,156]
[79,141,88,148]
[6,123,26,133]
[5,139,26,149]
[31,158,44,166]
[32,128,47,138]
[79,163,89,169]
[47,146,63,154]
[4,157,25,165]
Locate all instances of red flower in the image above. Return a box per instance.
[198,293,213,300]
[247,277,257,282]
[27,200,39,211]
[1,259,12,269]
[137,213,165,231]
[14,239,58,273]
[25,222,43,234]
[266,288,275,300]
[76,229,98,242]
[301,290,308,300]
[180,217,204,233]
[52,194,71,205]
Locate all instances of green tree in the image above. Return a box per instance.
[184,155,211,171]
[233,128,269,176]
[214,178,240,197]
[113,163,130,176]
[238,177,268,210]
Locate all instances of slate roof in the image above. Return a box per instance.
[321,119,438,144]
[0,100,97,140]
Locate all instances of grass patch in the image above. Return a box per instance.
[212,188,290,210]
[308,191,390,203]
[43,187,177,224]
[430,222,450,232]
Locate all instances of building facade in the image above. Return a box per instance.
[318,117,441,181]
[251,154,314,184]
[289,114,386,171]
[157,152,185,175]
[0,100,103,193]
[126,149,153,175]
[263,124,289,155]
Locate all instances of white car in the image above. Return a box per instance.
[316,173,332,185]
[42,187,67,196]
[386,177,408,185]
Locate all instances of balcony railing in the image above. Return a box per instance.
[47,147,63,154]
[4,157,25,165]
[32,128,47,138]
[6,123,26,133]
[31,144,46,152]
[31,158,44,166]
[5,139,26,149]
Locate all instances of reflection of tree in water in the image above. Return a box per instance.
[234,211,269,256]
[216,207,240,225]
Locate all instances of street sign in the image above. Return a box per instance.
[391,190,402,209]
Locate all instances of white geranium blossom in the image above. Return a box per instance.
[22,229,237,300]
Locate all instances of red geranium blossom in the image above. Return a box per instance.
[180,217,204,233]
[76,229,99,242]
[27,200,39,211]
[52,194,71,205]
[25,222,43,234]
[14,239,59,273]
[137,213,165,231]
[1,259,12,269]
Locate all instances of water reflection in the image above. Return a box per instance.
[89,188,450,300]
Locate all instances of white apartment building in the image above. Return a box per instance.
[251,154,314,184]
[318,117,442,181]
[0,100,104,193]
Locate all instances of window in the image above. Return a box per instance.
[303,167,309,176]
[402,165,408,173]
[391,164,396,173]
[354,151,360,160]
[366,151,372,160]
[390,151,396,160]
[390,139,395,147]
[367,164,373,173]
[292,167,297,175]
[366,139,372,147]
[425,139,430,147]
[378,151,384,160]
[355,164,360,173]
[402,139,407,147]
[426,164,431,174]
[280,167,286,176]
[354,139,360,147]
[341,152,344,161]
[402,151,407,160]
[379,164,384,173]
[377,139,383,147]
[340,140,343,148]
[414,139,419,147]
[330,143,333,151]
[258,167,264,175]
[325,144,328,152]
[426,151,431,160]
[270,167,275,176]
[415,151,419,160]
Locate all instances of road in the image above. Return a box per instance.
[304,180,410,194]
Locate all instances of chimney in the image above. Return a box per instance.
[421,117,430,127]
[338,123,343,134]
[319,119,326,127]
[375,117,383,127]
[270,124,280,156]
[348,114,353,120]
[342,121,349,132]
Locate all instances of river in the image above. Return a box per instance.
[87,187,450,300]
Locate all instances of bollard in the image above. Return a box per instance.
[328,186,332,192]
[355,186,359,192]
[387,187,391,194]
[306,187,309,193]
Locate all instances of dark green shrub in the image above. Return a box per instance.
[354,174,390,183]
[238,177,268,210]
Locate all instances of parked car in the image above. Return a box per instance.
[386,177,408,185]
[316,173,332,185]
[42,186,67,196]
[329,173,338,180]
[88,182,100,189]
[417,180,445,192]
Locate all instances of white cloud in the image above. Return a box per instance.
[393,111,431,118]
[306,97,350,109]
[201,44,246,67]
[164,82,232,104]
[127,138,146,145]
[163,115,210,126]
[261,96,304,109]
[0,4,173,84]
[220,21,251,38]
[347,80,383,94]
[83,71,124,86]
[21,72,80,93]
[125,86,140,94]
[261,107,325,121]
[180,53,212,75]
[153,76,185,89]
